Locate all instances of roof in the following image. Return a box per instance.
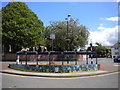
[112,42,120,48]
[104,46,112,49]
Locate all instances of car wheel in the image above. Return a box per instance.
[114,59,116,62]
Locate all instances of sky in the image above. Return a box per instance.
[2,0,119,47]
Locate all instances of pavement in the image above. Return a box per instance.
[0,62,120,77]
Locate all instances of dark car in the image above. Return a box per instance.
[113,56,120,62]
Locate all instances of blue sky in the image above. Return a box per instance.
[2,1,119,46]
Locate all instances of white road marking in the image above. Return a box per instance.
[113,64,120,66]
[1,71,119,80]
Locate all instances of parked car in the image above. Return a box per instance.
[113,56,120,62]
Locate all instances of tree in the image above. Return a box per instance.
[95,43,109,57]
[44,18,89,51]
[2,2,45,53]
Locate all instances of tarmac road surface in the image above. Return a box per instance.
[1,71,119,88]
[1,58,119,89]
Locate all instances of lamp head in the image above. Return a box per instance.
[68,14,71,17]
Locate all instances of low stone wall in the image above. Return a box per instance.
[9,64,98,73]
[2,53,87,61]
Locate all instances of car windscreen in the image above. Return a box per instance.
[117,56,120,58]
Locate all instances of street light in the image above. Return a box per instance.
[65,14,71,51]
[65,14,71,65]
[68,14,71,17]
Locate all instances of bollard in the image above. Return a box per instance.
[91,60,93,64]
[16,55,20,64]
[36,52,38,65]
[98,64,100,70]
[48,52,51,65]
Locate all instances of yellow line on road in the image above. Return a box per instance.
[1,71,120,79]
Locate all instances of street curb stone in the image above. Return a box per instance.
[1,62,119,77]
[1,69,118,77]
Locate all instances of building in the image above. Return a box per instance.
[111,42,120,58]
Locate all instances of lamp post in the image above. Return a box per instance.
[90,42,93,64]
[65,14,71,51]
[86,49,88,64]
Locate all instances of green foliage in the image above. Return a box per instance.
[44,18,89,51]
[2,2,45,52]
[95,43,110,55]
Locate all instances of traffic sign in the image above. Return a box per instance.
[50,34,55,39]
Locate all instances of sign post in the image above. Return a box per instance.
[50,34,55,51]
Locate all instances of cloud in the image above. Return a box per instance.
[100,17,119,21]
[97,26,105,30]
[89,25,118,46]
[116,0,120,2]
[97,23,105,29]
[99,23,104,26]
[105,17,119,21]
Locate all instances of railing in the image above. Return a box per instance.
[16,52,97,65]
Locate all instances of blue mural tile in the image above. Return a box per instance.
[9,64,98,73]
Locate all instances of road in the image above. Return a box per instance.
[1,58,120,88]
[1,71,119,88]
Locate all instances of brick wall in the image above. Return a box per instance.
[2,53,87,61]
[2,53,17,60]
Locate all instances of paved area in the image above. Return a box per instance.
[0,61,120,77]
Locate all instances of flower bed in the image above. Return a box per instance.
[9,64,98,73]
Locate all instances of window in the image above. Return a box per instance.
[115,52,119,55]
[115,48,118,50]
